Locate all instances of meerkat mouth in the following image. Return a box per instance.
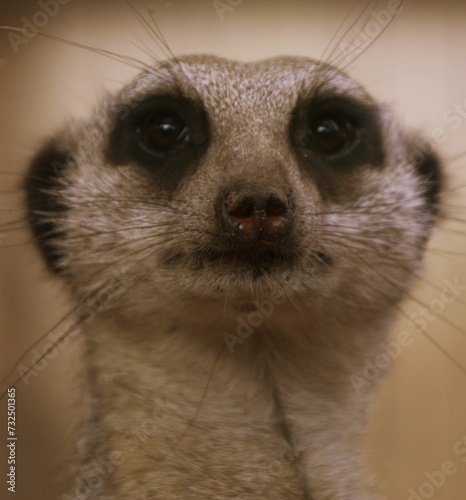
[201,247,293,269]
[196,245,333,276]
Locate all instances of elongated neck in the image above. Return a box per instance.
[75,302,391,499]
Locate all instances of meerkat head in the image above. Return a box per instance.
[25,55,441,321]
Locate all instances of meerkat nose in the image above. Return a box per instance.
[218,186,292,240]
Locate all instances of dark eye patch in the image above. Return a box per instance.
[291,96,384,167]
[289,96,385,201]
[105,95,210,192]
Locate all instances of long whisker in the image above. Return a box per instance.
[323,0,376,66]
[125,0,174,63]
[0,26,152,71]
[0,231,178,399]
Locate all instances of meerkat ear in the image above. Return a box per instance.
[407,138,443,215]
[24,139,71,275]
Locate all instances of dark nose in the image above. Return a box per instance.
[217,186,292,241]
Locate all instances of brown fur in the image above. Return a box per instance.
[28,56,440,499]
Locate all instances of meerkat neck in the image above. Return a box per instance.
[74,303,388,499]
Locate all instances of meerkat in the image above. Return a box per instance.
[22,51,442,500]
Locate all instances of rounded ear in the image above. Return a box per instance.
[24,140,71,275]
[407,138,443,216]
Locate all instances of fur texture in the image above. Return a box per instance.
[26,56,441,499]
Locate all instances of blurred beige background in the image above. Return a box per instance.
[1,0,466,499]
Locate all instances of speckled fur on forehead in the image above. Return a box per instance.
[114,55,369,128]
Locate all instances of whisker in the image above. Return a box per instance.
[340,0,404,71]
[316,240,466,376]
[0,278,122,399]
[166,342,227,455]
[0,231,176,399]
[125,0,172,62]
[0,26,152,71]
[324,0,377,68]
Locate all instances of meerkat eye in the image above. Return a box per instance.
[137,111,189,153]
[307,112,357,156]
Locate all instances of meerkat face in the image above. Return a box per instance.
[25,55,441,317]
